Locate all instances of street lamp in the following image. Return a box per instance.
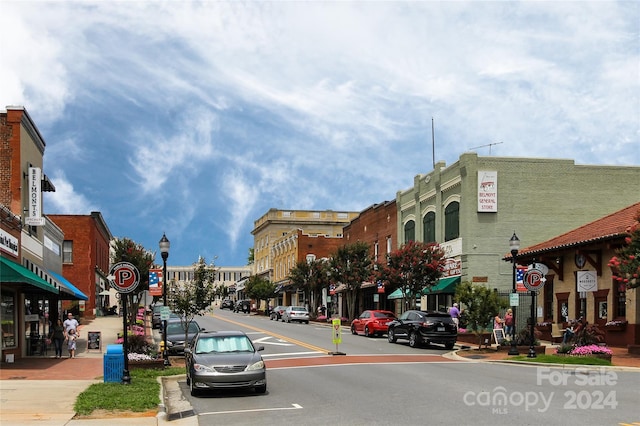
[159,233,170,366]
[508,232,520,356]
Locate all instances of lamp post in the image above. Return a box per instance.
[508,232,520,356]
[159,233,170,367]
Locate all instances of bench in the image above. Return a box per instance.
[551,323,565,344]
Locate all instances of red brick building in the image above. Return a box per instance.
[48,213,112,319]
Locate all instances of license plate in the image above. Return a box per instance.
[437,327,445,332]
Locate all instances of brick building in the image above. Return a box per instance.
[48,213,113,319]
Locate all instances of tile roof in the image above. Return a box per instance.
[508,201,640,258]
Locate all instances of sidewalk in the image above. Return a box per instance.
[0,315,196,426]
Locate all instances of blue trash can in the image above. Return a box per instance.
[103,344,124,383]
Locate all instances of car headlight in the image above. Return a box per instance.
[193,363,214,372]
[246,360,265,371]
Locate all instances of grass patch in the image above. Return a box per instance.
[75,366,184,415]
[511,354,611,366]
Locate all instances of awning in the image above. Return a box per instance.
[388,288,417,300]
[49,271,88,301]
[0,257,59,295]
[422,276,461,295]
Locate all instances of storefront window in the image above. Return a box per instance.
[1,292,16,348]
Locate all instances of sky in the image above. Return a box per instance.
[2,1,639,268]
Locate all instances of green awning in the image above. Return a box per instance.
[388,288,417,300]
[422,276,461,295]
[0,256,59,295]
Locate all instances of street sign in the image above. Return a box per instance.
[108,262,141,293]
[509,293,519,306]
[523,269,545,292]
[160,306,171,320]
[332,318,342,344]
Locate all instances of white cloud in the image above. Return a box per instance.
[44,170,98,214]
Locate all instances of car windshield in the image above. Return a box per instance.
[196,336,254,354]
[373,312,395,318]
[167,322,199,334]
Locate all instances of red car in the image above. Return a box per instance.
[351,310,397,337]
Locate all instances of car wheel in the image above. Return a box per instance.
[255,384,267,394]
[388,328,397,343]
[351,325,357,335]
[189,374,199,397]
[364,326,371,337]
[409,331,419,348]
[445,342,455,350]
[305,321,309,324]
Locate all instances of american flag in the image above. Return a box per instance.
[516,265,527,292]
[149,270,161,286]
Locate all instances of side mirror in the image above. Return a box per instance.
[257,346,265,352]
[184,348,192,355]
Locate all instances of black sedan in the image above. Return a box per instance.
[387,310,457,349]
[185,330,266,396]
[163,319,201,355]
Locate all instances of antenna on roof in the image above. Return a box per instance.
[469,141,503,155]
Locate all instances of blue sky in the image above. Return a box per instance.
[2,1,639,267]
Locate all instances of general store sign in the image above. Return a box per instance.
[477,170,498,212]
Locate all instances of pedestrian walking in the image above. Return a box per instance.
[448,303,460,328]
[63,312,79,336]
[49,318,65,358]
[66,328,77,358]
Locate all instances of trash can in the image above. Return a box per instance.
[103,344,124,383]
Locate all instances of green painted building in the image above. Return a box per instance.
[396,153,640,307]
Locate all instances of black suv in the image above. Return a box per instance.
[233,299,251,313]
[387,310,457,349]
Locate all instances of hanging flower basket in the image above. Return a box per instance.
[604,321,627,332]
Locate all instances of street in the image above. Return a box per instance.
[174,310,640,425]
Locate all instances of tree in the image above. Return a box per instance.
[247,247,255,265]
[111,237,154,325]
[455,281,508,348]
[376,240,445,310]
[244,275,277,315]
[608,210,640,289]
[288,259,331,317]
[169,257,217,344]
[328,242,373,321]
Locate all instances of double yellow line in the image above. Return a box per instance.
[210,313,330,354]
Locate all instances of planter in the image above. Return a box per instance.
[555,353,612,362]
[129,359,165,370]
[497,345,546,355]
[605,324,627,332]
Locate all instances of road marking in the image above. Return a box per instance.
[253,336,294,346]
[262,351,321,358]
[199,403,303,416]
[210,313,330,354]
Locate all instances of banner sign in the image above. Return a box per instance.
[149,269,163,296]
[477,170,498,212]
[25,167,45,226]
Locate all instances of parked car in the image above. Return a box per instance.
[220,299,234,310]
[269,306,287,321]
[387,310,457,349]
[351,310,396,337]
[282,306,309,324]
[233,299,251,313]
[163,318,202,355]
[151,304,165,329]
[185,330,266,396]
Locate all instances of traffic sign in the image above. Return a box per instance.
[108,262,141,293]
[160,306,171,321]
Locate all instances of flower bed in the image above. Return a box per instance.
[555,344,613,361]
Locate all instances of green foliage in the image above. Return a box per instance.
[247,247,255,265]
[288,258,331,316]
[376,240,445,310]
[169,257,217,341]
[574,323,605,347]
[608,210,640,289]
[244,275,277,314]
[329,242,373,321]
[74,367,183,415]
[511,354,611,366]
[455,281,508,348]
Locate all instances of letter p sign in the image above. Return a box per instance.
[108,262,141,293]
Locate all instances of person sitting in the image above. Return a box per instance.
[562,318,584,344]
